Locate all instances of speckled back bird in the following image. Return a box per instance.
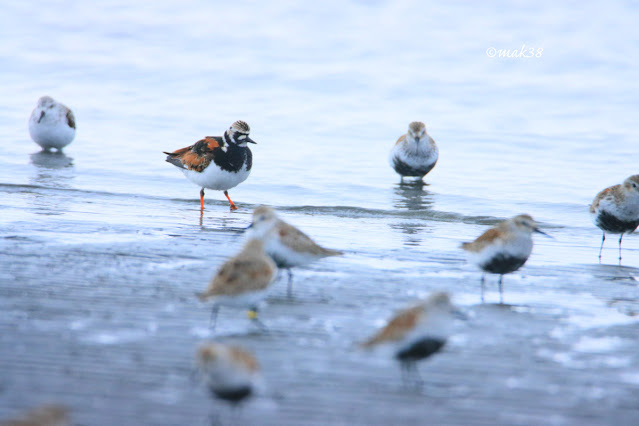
[1,403,71,426]
[196,238,277,330]
[389,121,438,183]
[195,342,262,404]
[461,214,549,303]
[589,175,639,263]
[246,206,343,297]
[361,292,462,385]
[28,96,76,152]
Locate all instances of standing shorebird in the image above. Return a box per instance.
[28,96,76,152]
[590,175,639,263]
[461,214,549,303]
[164,120,255,211]
[195,342,262,405]
[246,206,343,298]
[1,404,71,426]
[196,239,277,331]
[360,292,462,385]
[389,121,438,183]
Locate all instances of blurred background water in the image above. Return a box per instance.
[1,1,638,425]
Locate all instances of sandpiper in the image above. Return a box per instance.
[461,214,548,303]
[246,206,343,297]
[195,342,261,404]
[196,239,277,330]
[361,292,462,385]
[389,121,438,183]
[590,175,639,262]
[28,96,76,152]
[1,403,71,426]
[164,120,255,211]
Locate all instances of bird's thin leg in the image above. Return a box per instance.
[209,412,222,426]
[286,269,294,298]
[209,305,220,330]
[480,274,486,303]
[189,368,200,384]
[498,275,504,304]
[224,190,238,211]
[400,362,422,389]
[400,362,410,387]
[410,362,423,387]
[598,233,605,262]
[200,188,205,210]
[618,234,624,264]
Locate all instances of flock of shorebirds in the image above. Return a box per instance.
[8,96,638,420]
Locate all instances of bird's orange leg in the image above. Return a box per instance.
[199,188,205,210]
[224,190,238,211]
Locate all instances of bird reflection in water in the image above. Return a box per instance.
[393,181,434,211]
[390,181,435,246]
[28,151,75,215]
[30,150,74,189]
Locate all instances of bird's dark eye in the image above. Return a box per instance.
[259,215,265,221]
[633,183,637,188]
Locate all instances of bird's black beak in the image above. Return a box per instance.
[534,228,553,238]
[245,223,253,230]
[246,137,257,144]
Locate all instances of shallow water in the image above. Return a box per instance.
[1,1,639,425]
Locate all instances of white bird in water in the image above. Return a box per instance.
[28,96,76,152]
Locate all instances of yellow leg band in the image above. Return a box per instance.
[247,309,258,320]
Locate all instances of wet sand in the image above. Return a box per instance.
[1,182,638,425]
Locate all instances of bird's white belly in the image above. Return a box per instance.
[211,288,271,308]
[29,119,75,149]
[182,163,250,190]
[265,239,318,268]
[470,237,532,267]
[389,143,438,169]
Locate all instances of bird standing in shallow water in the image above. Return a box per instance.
[164,120,255,211]
[389,121,438,183]
[196,239,277,331]
[246,206,343,298]
[195,342,262,405]
[361,292,462,386]
[28,96,76,152]
[461,214,549,303]
[590,175,639,263]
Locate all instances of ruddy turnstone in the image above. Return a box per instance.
[361,292,462,385]
[196,239,277,330]
[28,96,76,152]
[389,121,438,183]
[1,403,71,426]
[195,342,261,404]
[461,214,549,303]
[590,175,639,262]
[164,120,255,211]
[246,206,343,297]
